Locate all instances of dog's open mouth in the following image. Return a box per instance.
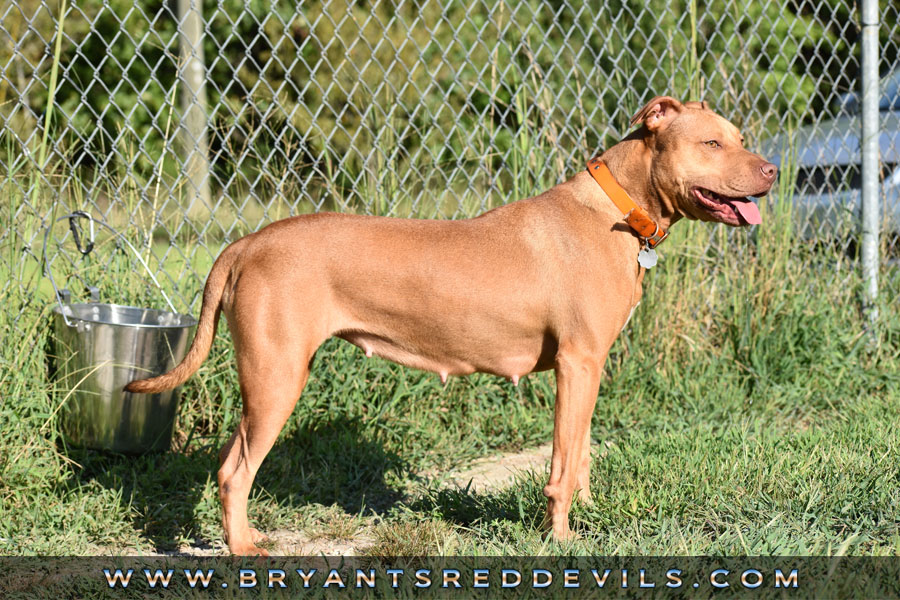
[691,187,761,225]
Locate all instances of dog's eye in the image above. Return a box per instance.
[704,140,720,148]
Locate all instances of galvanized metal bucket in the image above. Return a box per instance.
[45,212,197,453]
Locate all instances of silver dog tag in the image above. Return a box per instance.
[637,248,658,269]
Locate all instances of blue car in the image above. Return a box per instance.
[767,70,900,242]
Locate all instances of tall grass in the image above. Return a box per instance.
[1,133,899,555]
[29,0,67,216]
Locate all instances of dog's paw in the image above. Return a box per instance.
[248,527,269,544]
[227,528,272,556]
[230,543,270,557]
[575,487,594,506]
[542,528,581,543]
[539,512,580,542]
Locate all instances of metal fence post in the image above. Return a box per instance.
[860,0,880,332]
[178,0,211,215]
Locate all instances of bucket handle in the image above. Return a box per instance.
[43,211,179,326]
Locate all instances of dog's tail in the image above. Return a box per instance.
[124,241,242,395]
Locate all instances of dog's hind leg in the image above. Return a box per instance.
[217,342,314,556]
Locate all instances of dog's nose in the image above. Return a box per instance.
[760,162,778,180]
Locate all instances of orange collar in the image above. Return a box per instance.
[586,157,668,249]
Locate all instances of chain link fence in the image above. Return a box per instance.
[2,0,899,321]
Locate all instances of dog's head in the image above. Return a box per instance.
[630,96,776,226]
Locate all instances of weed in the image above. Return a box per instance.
[2,117,899,557]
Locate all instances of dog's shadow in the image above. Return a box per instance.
[65,415,406,551]
[408,470,548,532]
[257,415,407,514]
[63,444,215,552]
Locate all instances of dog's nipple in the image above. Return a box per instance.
[364,346,373,358]
[440,371,448,384]
[512,375,520,386]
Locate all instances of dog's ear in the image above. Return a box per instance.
[629,96,684,131]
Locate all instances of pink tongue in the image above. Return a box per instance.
[733,200,761,225]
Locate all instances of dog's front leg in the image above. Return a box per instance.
[542,349,602,540]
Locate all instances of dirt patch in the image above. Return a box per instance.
[426,442,554,492]
[95,442,567,556]
[98,530,377,558]
[263,528,378,556]
[255,444,557,555]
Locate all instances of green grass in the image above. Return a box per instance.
[2,158,900,557]
[3,0,896,562]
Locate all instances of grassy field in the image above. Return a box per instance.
[2,172,900,557]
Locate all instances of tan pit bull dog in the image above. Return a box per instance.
[126,95,776,555]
